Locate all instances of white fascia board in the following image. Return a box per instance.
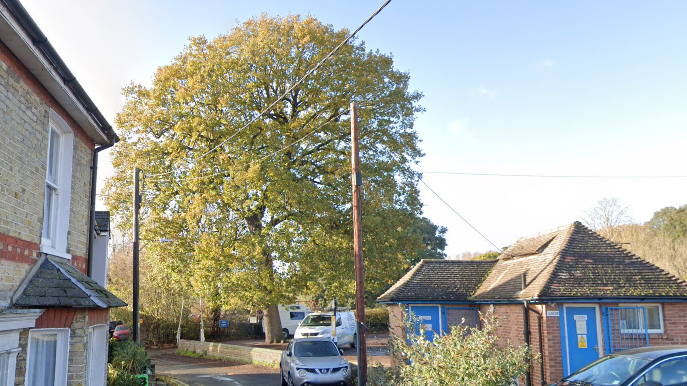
[0,309,43,332]
[0,6,109,144]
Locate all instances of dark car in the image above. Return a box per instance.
[552,346,687,386]
[280,337,352,386]
[112,324,131,341]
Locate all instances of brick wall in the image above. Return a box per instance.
[68,310,88,386]
[542,305,563,383]
[388,304,405,367]
[480,303,563,386]
[0,57,48,244]
[0,41,95,280]
[67,139,93,259]
[0,233,39,306]
[658,302,687,344]
[14,330,27,386]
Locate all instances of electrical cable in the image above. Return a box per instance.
[147,0,392,178]
[145,109,347,183]
[421,171,687,179]
[419,178,505,254]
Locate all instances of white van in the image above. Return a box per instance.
[294,311,357,348]
[277,304,312,339]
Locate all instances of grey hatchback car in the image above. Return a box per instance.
[280,337,352,386]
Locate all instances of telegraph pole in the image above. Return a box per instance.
[351,102,367,385]
[133,167,141,344]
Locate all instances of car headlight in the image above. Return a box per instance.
[297,369,307,378]
[341,367,349,376]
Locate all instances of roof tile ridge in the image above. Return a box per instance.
[468,259,499,299]
[534,222,578,299]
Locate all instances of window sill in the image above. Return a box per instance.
[40,245,72,260]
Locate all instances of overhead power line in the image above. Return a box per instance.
[421,171,687,179]
[148,0,393,179]
[419,178,504,254]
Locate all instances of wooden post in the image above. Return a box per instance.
[351,102,367,385]
[133,167,141,344]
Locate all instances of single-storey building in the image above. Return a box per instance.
[378,221,687,385]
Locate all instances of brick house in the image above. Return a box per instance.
[0,1,125,385]
[378,221,687,386]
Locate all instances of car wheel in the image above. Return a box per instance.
[282,328,289,339]
[351,333,356,348]
[287,373,295,386]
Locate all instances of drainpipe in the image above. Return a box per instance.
[87,142,116,277]
[523,301,532,386]
[522,273,532,386]
[526,305,546,386]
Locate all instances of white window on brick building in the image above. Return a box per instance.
[87,325,108,386]
[25,328,70,386]
[41,111,74,259]
[623,303,665,334]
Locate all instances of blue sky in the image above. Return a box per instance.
[21,0,687,257]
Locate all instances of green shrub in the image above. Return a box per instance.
[107,365,141,386]
[365,308,389,333]
[369,310,536,385]
[108,340,149,383]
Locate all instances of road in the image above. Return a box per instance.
[148,348,281,386]
[147,334,390,386]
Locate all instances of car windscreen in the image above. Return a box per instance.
[294,341,340,357]
[301,315,334,326]
[565,355,650,386]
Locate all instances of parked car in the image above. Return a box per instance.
[280,337,352,386]
[294,311,357,348]
[109,320,123,336]
[551,346,687,386]
[112,324,131,341]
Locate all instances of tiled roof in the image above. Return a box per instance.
[473,222,687,301]
[94,211,110,234]
[13,255,126,308]
[377,259,497,303]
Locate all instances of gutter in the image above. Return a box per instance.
[0,0,119,145]
[87,143,115,278]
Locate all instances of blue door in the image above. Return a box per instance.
[565,307,600,375]
[408,305,440,341]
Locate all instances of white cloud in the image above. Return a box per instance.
[471,87,497,99]
[536,58,555,71]
[447,118,470,136]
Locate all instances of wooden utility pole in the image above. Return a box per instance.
[351,102,367,385]
[133,167,141,344]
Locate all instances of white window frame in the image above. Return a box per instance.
[41,111,74,259]
[25,328,70,386]
[622,303,664,334]
[87,325,108,386]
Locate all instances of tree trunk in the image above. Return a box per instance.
[263,304,283,343]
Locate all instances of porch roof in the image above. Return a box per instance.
[12,255,126,308]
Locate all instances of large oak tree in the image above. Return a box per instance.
[105,14,431,342]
